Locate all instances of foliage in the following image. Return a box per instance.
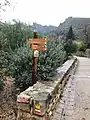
[0,20,33,90]
[82,24,90,49]
[38,32,45,38]
[9,44,33,91]
[0,50,10,69]
[0,0,11,90]
[0,50,11,90]
[66,26,75,40]
[0,0,10,20]
[64,40,77,55]
[0,20,33,51]
[75,40,87,51]
[37,39,66,80]
[64,26,77,59]
[8,40,66,90]
[0,0,10,12]
[0,20,67,91]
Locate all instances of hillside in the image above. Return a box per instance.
[33,22,57,35]
[50,17,90,40]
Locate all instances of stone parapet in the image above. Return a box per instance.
[17,57,78,120]
[85,49,90,58]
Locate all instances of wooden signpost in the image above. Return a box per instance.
[28,38,47,51]
[27,32,47,85]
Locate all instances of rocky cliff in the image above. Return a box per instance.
[50,17,90,40]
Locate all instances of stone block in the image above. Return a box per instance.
[17,103,30,112]
[85,49,90,58]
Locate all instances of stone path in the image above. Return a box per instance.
[52,57,90,120]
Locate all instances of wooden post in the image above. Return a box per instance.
[32,32,38,85]
[27,32,47,85]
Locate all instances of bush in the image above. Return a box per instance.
[0,50,11,90]
[64,39,77,59]
[9,44,33,91]
[9,40,66,90]
[37,39,66,80]
[0,50,10,69]
[75,40,87,51]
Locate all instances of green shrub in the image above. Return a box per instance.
[0,50,11,90]
[0,50,10,69]
[37,40,66,80]
[64,39,77,59]
[9,40,66,90]
[75,40,87,51]
[9,44,33,90]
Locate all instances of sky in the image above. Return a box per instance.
[1,0,90,26]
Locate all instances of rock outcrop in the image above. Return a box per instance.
[49,17,90,40]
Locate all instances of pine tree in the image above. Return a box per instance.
[66,26,75,40]
[64,26,77,59]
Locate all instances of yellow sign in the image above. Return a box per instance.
[35,104,40,109]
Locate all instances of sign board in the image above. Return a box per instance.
[28,38,47,45]
[32,44,47,51]
[28,38,47,51]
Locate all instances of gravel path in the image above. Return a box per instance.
[52,57,90,120]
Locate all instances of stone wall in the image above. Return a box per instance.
[17,57,78,120]
[85,49,90,58]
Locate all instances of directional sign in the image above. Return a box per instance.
[28,38,47,45]
[27,32,47,85]
[32,44,47,51]
[28,38,47,51]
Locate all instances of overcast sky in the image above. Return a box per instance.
[1,0,90,26]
